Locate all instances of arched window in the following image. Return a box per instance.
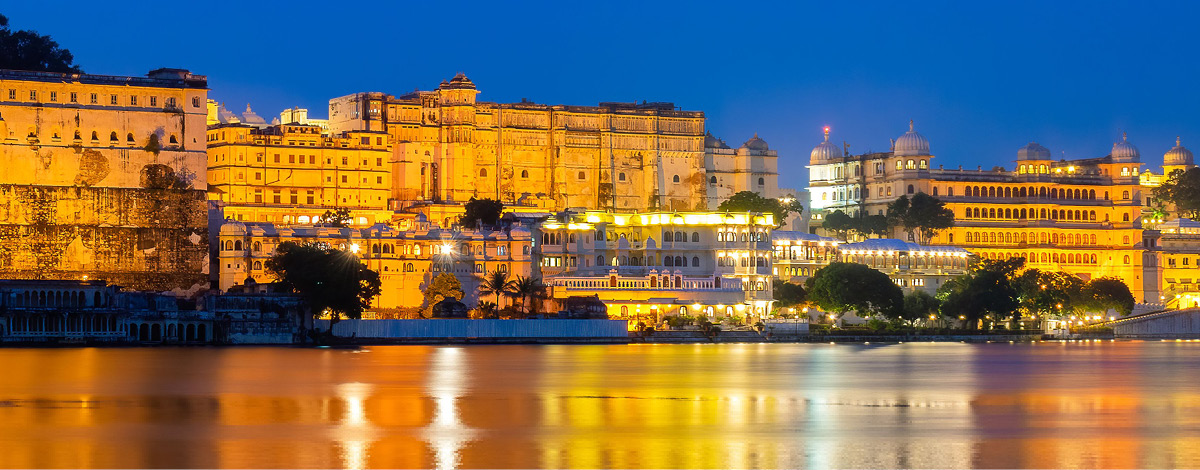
[253,261,262,270]
[1123,255,1130,264]
[757,177,765,185]
[578,171,586,180]
[479,168,487,177]
[691,232,700,242]
[692,256,700,267]
[169,135,178,144]
[709,176,716,184]
[520,170,529,178]
[619,172,626,181]
[896,160,903,170]
[91,131,99,141]
[674,256,684,266]
[663,231,673,242]
[1122,190,1130,199]
[126,133,135,143]
[252,241,261,252]
[673,175,681,183]
[109,131,118,142]
[1123,213,1130,222]
[675,231,684,241]
[597,255,605,266]
[907,184,914,194]
[664,256,673,267]
[933,187,938,196]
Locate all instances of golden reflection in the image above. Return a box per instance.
[2,343,1200,468]
[421,347,476,470]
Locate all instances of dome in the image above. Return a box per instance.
[240,104,266,125]
[809,127,842,164]
[741,133,769,151]
[893,120,930,156]
[1111,132,1140,162]
[1017,142,1051,160]
[704,132,730,149]
[1165,136,1193,167]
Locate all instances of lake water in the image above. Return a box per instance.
[2,342,1200,469]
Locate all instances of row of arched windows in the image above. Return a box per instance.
[965,231,1099,246]
[10,290,102,308]
[717,256,768,267]
[976,251,1099,265]
[663,231,700,243]
[965,207,1100,222]
[962,185,1103,201]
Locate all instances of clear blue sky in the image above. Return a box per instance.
[7,1,1199,183]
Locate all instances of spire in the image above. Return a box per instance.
[909,119,914,132]
[1178,136,1183,147]
[823,126,830,142]
[1123,131,1128,142]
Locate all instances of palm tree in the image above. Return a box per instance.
[477,270,514,310]
[509,275,547,316]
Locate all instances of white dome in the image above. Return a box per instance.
[1111,132,1140,162]
[1017,142,1051,160]
[1165,136,1194,167]
[893,120,930,157]
[809,127,841,164]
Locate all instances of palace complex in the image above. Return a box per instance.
[0,69,209,290]
[6,65,1199,326]
[807,123,1198,305]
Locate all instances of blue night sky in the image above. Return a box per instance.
[8,1,1199,185]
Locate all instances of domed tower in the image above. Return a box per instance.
[893,120,931,157]
[1016,142,1053,175]
[1111,132,1141,163]
[809,126,842,164]
[741,133,769,152]
[1164,136,1194,175]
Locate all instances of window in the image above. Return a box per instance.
[479,168,487,177]
[521,170,529,178]
[7,89,13,100]
[757,177,765,185]
[90,93,97,104]
[110,94,118,105]
[709,176,716,184]
[907,184,915,194]
[578,171,586,180]
[130,96,137,106]
[49,91,58,102]
[126,133,134,143]
[192,97,200,108]
[620,173,627,182]
[672,175,680,183]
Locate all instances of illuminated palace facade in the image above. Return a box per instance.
[326,74,708,214]
[538,210,776,322]
[808,123,1195,302]
[0,68,209,290]
[206,123,394,226]
[216,213,535,311]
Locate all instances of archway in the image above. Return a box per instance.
[186,324,196,341]
[151,324,161,341]
[197,324,206,341]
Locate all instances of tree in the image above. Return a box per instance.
[509,275,547,316]
[1080,277,1135,316]
[477,269,514,310]
[856,213,891,238]
[938,258,1022,329]
[0,15,82,73]
[772,280,807,314]
[1152,167,1200,219]
[901,290,941,325]
[1015,268,1084,322]
[423,272,464,313]
[717,191,803,228]
[807,262,903,321]
[459,197,504,229]
[886,192,955,244]
[822,210,854,240]
[320,207,351,227]
[266,242,382,329]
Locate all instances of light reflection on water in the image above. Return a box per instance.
[0,342,1199,468]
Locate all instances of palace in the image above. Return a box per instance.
[808,123,1197,303]
[0,68,209,290]
[216,213,536,311]
[206,123,394,226]
[327,74,708,213]
[539,210,776,324]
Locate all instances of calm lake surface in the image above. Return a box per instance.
[2,342,1200,469]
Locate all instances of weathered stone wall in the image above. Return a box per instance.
[0,184,208,290]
